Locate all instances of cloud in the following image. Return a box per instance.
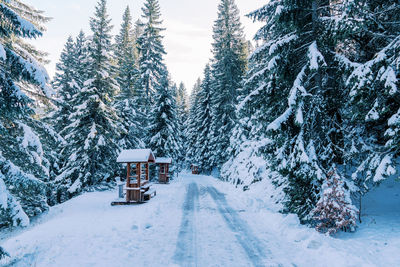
[162,19,212,90]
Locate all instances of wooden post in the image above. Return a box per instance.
[167,164,169,182]
[136,163,140,181]
[134,163,141,202]
[158,164,161,183]
[126,163,131,202]
[146,163,149,181]
[137,163,141,188]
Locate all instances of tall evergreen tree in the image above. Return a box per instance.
[74,30,90,86]
[55,0,122,195]
[0,0,56,227]
[51,36,77,133]
[185,79,202,166]
[51,31,89,134]
[207,0,248,171]
[339,0,400,185]
[137,0,167,117]
[176,82,189,164]
[177,82,188,108]
[114,6,138,93]
[113,6,143,149]
[223,0,357,222]
[148,74,182,163]
[133,19,144,49]
[176,82,189,124]
[195,65,214,172]
[50,31,90,202]
[133,19,144,70]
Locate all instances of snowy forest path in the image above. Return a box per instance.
[2,173,290,267]
[206,186,272,267]
[2,178,395,267]
[173,182,199,267]
[174,174,277,267]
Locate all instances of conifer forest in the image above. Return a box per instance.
[0,0,399,266]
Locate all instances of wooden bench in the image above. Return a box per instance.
[144,188,156,201]
[141,183,151,191]
[121,185,154,202]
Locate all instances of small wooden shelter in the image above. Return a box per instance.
[111,149,157,205]
[191,164,199,175]
[156,157,172,184]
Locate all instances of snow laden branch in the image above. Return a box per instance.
[267,41,324,131]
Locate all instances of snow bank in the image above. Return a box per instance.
[0,180,186,267]
[211,175,400,267]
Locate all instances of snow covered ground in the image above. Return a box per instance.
[1,173,399,266]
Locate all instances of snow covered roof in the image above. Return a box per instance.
[156,157,172,164]
[117,149,155,163]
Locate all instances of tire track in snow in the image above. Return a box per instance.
[173,183,199,267]
[207,186,273,267]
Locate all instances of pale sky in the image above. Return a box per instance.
[25,0,262,91]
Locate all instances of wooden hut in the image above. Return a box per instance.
[111,149,157,205]
[191,164,199,175]
[156,157,172,184]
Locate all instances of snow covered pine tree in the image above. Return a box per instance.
[49,31,91,202]
[113,6,143,149]
[227,0,358,223]
[136,0,167,132]
[185,79,202,166]
[313,168,358,235]
[0,0,58,228]
[55,0,123,195]
[50,31,90,132]
[50,36,79,134]
[194,65,214,172]
[207,0,248,173]
[148,74,182,167]
[137,0,182,166]
[176,82,189,167]
[338,0,400,185]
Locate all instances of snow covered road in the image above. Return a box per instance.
[1,173,399,267]
[173,182,199,266]
[173,181,271,267]
[206,186,269,267]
